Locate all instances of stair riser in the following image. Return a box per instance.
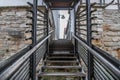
[47,58,77,60]
[48,54,75,57]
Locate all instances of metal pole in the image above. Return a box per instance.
[74,7,77,54]
[103,0,105,5]
[80,0,83,5]
[46,9,49,55]
[30,0,37,80]
[100,0,102,5]
[117,0,120,11]
[74,7,80,62]
[32,0,37,48]
[86,0,94,80]
[69,10,71,40]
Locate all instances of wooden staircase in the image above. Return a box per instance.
[38,40,86,80]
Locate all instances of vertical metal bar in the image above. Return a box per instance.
[32,0,37,47]
[44,10,47,36]
[30,0,37,80]
[74,8,77,55]
[43,9,49,65]
[75,11,77,51]
[86,0,94,80]
[74,7,80,63]
[80,0,83,5]
[103,0,105,5]
[100,0,103,5]
[69,10,71,40]
[117,0,120,11]
[78,10,80,37]
[46,9,49,55]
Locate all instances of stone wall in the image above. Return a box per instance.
[0,7,31,62]
[102,10,120,59]
[92,9,120,59]
[77,7,120,60]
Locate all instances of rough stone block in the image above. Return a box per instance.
[20,24,27,28]
[110,51,118,58]
[19,44,27,49]
[25,40,32,44]
[16,11,26,16]
[104,42,120,47]
[102,37,112,42]
[1,12,15,16]
[112,37,120,42]
[7,41,15,45]
[8,30,24,38]
[103,32,118,36]
[107,24,120,31]
[111,46,120,50]
[0,21,7,24]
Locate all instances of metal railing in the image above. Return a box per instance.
[26,2,48,43]
[0,33,52,80]
[74,0,120,79]
[0,0,54,79]
[75,2,98,41]
[73,34,120,79]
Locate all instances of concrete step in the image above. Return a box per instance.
[48,53,75,57]
[44,60,78,63]
[38,72,86,77]
[47,56,77,60]
[42,66,82,70]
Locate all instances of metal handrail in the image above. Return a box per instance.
[0,33,52,80]
[49,30,54,34]
[0,46,30,72]
[72,34,120,78]
[104,0,115,8]
[93,45,120,68]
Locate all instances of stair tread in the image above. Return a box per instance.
[45,60,78,63]
[42,66,81,69]
[47,57,76,60]
[49,54,75,56]
[39,72,86,77]
[47,57,76,58]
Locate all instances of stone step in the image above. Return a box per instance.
[44,60,78,63]
[38,72,86,77]
[42,66,82,70]
[47,56,77,60]
[48,53,75,57]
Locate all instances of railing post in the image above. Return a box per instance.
[30,0,37,80]
[46,9,49,54]
[86,0,94,80]
[103,0,105,5]
[46,9,49,55]
[74,8,77,54]
[117,0,120,11]
[100,0,103,5]
[43,8,49,63]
